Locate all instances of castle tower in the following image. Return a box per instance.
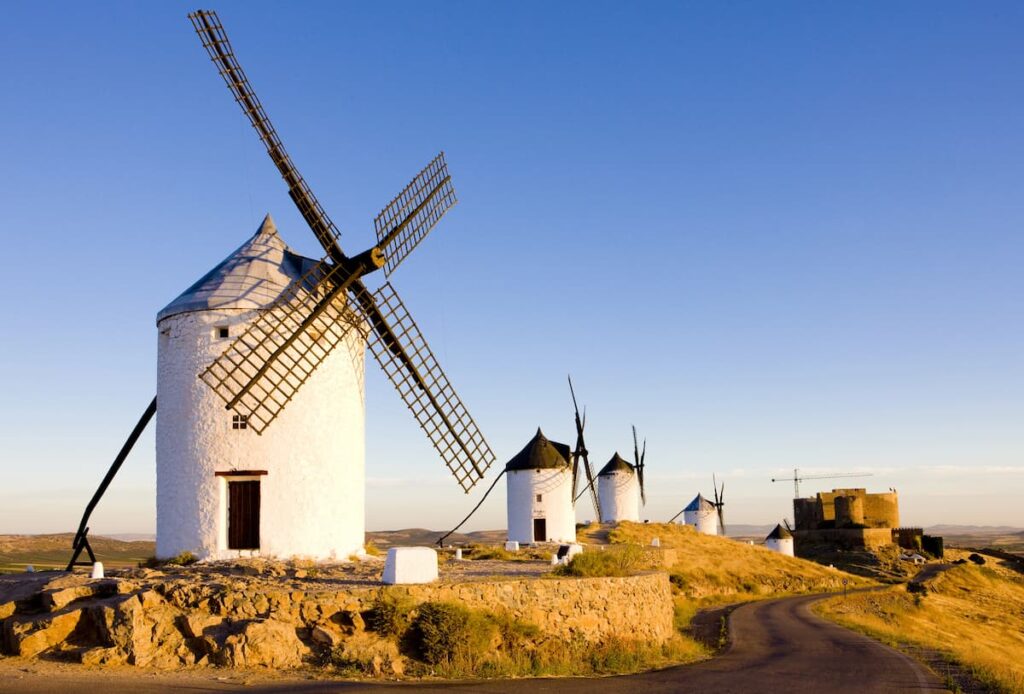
[682,493,719,535]
[597,453,639,523]
[504,429,576,545]
[156,216,366,561]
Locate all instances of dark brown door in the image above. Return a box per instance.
[533,518,546,543]
[228,480,260,550]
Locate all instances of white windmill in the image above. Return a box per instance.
[764,523,795,556]
[67,11,494,568]
[597,427,647,523]
[504,429,576,545]
[668,476,726,537]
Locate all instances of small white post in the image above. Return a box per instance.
[91,562,105,579]
[651,537,661,547]
[454,548,463,561]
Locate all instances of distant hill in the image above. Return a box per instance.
[366,528,506,549]
[925,525,1024,535]
[0,533,154,573]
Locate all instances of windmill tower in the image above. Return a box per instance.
[597,453,639,523]
[156,216,370,559]
[149,11,496,561]
[680,494,719,535]
[764,523,794,556]
[596,427,646,523]
[504,429,576,545]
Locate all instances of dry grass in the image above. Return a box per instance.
[554,544,645,577]
[817,555,1024,693]
[603,522,873,605]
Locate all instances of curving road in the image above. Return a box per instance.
[0,593,947,693]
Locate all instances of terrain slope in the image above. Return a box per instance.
[0,534,154,573]
[595,521,874,607]
[818,551,1024,693]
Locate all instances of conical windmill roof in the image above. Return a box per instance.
[684,493,715,513]
[766,524,793,540]
[504,428,571,471]
[598,453,635,476]
[157,214,319,323]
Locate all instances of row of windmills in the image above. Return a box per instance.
[502,380,651,545]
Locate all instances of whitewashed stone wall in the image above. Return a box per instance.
[156,308,366,561]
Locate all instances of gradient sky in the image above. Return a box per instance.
[1,2,1021,535]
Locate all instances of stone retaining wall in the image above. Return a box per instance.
[0,569,674,669]
[386,572,673,642]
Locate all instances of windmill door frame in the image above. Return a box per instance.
[215,470,267,553]
[532,517,547,543]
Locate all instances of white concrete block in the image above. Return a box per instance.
[651,537,661,547]
[504,541,519,552]
[382,547,438,585]
[454,548,462,561]
[90,562,105,579]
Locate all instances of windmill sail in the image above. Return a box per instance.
[188,9,495,492]
[358,282,495,491]
[633,425,647,506]
[568,376,601,519]
[199,260,364,433]
[375,153,457,276]
[712,475,726,535]
[189,10,344,259]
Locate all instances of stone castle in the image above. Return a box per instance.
[793,488,900,551]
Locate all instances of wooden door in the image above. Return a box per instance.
[533,517,546,543]
[228,480,260,550]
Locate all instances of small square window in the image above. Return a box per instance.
[232,414,248,430]
[536,494,542,502]
[217,327,230,339]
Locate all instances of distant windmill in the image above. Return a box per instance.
[568,376,601,520]
[667,475,725,537]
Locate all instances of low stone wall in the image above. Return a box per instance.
[387,572,673,643]
[0,567,674,670]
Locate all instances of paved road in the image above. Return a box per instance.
[0,593,947,693]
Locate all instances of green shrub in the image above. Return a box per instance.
[166,551,197,566]
[554,544,644,577]
[366,592,413,637]
[411,601,495,667]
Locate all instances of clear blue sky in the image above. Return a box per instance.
[1,2,1021,534]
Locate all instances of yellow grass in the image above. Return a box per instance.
[817,556,1024,693]
[600,522,873,605]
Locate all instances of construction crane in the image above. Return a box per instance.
[770,468,873,498]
